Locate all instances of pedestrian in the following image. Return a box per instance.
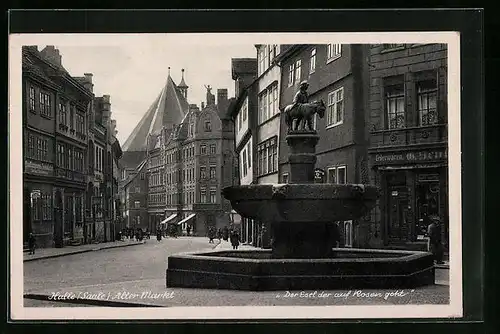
[427,215,444,264]
[217,228,222,241]
[28,232,36,255]
[223,226,229,241]
[230,230,240,250]
[186,225,191,236]
[208,226,214,243]
[156,228,162,242]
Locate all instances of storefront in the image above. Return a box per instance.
[370,147,449,252]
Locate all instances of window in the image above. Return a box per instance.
[210,187,217,203]
[386,83,405,129]
[337,166,346,184]
[282,173,289,184]
[327,167,336,183]
[242,149,248,177]
[41,193,52,220]
[210,144,216,155]
[76,113,85,134]
[134,200,140,208]
[68,147,73,171]
[39,91,51,118]
[327,87,344,127]
[140,173,145,180]
[327,166,347,184]
[58,101,67,126]
[417,78,438,126]
[344,221,353,247]
[200,166,207,179]
[294,59,301,84]
[204,120,212,132]
[136,216,141,225]
[57,143,65,167]
[29,86,36,113]
[247,143,252,169]
[257,137,278,176]
[200,188,207,203]
[200,145,206,155]
[135,186,141,193]
[242,99,247,122]
[259,83,279,123]
[210,166,216,179]
[310,48,316,74]
[288,63,295,87]
[327,44,342,62]
[69,104,75,130]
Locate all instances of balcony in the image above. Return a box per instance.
[55,167,85,183]
[369,124,447,150]
[58,123,69,132]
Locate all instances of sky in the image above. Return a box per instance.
[38,41,256,144]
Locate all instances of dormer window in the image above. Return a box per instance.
[204,120,212,132]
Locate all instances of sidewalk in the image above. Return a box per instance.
[23,239,145,262]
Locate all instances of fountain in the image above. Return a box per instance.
[166,101,435,291]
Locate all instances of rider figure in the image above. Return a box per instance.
[292,80,310,110]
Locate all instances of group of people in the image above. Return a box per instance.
[118,228,150,242]
[207,226,241,249]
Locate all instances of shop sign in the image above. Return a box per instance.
[25,160,53,176]
[374,149,447,164]
[314,168,325,183]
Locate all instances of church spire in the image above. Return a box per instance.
[178,68,188,100]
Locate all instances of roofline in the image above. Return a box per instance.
[274,45,310,66]
[24,47,93,99]
[122,158,148,188]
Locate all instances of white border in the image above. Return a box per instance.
[9,32,461,320]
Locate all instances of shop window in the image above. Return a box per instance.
[327,165,347,184]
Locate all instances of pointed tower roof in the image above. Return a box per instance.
[178,68,188,88]
[122,74,190,152]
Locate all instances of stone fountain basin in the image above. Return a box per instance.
[222,184,379,222]
[166,248,435,291]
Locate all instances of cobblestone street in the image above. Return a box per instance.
[24,237,449,307]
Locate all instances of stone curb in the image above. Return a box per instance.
[24,293,161,308]
[23,241,145,262]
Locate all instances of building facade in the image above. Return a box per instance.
[367,43,448,252]
[276,44,371,248]
[163,88,236,236]
[23,45,123,248]
[229,58,259,245]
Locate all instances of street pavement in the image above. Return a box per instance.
[23,237,450,307]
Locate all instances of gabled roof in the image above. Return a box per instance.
[119,151,147,169]
[122,75,189,152]
[121,158,148,189]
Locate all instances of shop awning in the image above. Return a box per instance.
[177,213,196,225]
[160,213,177,225]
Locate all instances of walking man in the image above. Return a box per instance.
[28,232,36,255]
[427,215,444,264]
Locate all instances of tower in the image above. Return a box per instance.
[178,68,189,100]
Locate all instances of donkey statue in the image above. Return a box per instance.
[284,100,326,132]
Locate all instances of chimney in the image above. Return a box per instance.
[201,102,205,109]
[231,58,257,97]
[101,95,111,127]
[40,45,62,67]
[82,73,94,92]
[217,88,229,112]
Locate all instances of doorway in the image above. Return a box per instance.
[385,172,409,243]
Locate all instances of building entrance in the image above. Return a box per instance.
[385,172,409,243]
